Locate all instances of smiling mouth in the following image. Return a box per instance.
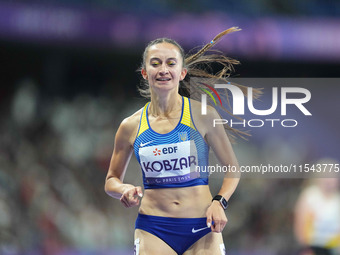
[156,78,171,81]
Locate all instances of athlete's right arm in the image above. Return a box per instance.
[104,115,143,208]
[293,188,312,246]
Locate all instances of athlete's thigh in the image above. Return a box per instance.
[134,229,177,255]
[183,232,226,255]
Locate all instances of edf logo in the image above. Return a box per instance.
[153,146,178,156]
[162,146,178,154]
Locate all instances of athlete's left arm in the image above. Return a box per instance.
[204,105,241,233]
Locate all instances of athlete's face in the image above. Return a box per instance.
[319,177,339,193]
[141,42,187,94]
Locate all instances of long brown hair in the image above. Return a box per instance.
[138,27,261,140]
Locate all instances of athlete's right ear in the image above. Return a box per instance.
[141,68,148,80]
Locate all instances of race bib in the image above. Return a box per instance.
[139,141,198,184]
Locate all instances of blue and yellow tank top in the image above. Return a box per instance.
[133,96,209,189]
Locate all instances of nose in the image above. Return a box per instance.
[159,63,169,75]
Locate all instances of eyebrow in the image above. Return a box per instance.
[149,57,178,62]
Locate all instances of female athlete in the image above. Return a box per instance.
[105,27,246,255]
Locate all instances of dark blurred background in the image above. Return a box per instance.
[0,1,340,255]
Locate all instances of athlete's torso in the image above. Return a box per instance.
[133,96,212,217]
[305,186,340,248]
[133,96,210,189]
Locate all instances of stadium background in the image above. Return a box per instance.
[0,1,340,254]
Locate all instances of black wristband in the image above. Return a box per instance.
[212,195,228,210]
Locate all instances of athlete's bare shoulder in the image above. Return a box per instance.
[189,98,220,137]
[190,98,220,121]
[117,107,144,146]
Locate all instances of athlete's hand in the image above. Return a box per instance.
[120,185,143,208]
[206,201,228,233]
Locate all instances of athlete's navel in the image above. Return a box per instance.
[172,201,180,206]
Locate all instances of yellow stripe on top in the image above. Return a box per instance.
[180,97,196,131]
[137,102,150,137]
[304,213,315,245]
[325,234,340,249]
